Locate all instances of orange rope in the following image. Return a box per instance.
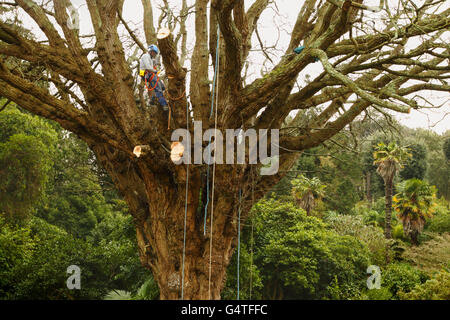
[165,89,186,101]
[168,104,171,130]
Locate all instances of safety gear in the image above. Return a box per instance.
[148,44,159,54]
[293,46,305,54]
[144,71,168,107]
[293,45,319,62]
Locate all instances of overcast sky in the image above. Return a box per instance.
[14,0,450,134]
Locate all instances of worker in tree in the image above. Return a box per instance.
[139,44,168,109]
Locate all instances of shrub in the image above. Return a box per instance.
[0,217,36,299]
[252,199,371,300]
[399,270,450,300]
[325,213,393,266]
[364,287,393,300]
[426,199,450,234]
[402,233,450,274]
[427,213,450,234]
[392,224,406,240]
[382,263,428,299]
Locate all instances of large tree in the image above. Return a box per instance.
[0,0,448,299]
[373,141,411,239]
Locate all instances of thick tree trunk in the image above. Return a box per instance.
[139,173,250,299]
[135,196,235,299]
[90,143,236,299]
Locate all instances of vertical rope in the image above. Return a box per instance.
[237,188,242,300]
[208,26,221,300]
[204,27,221,236]
[204,162,211,235]
[249,171,255,299]
[181,100,190,300]
[210,26,221,118]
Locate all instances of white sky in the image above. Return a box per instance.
[11,0,450,134]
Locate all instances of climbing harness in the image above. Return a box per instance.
[144,71,159,91]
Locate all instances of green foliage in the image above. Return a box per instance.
[0,217,36,298]
[291,175,326,215]
[393,179,437,243]
[36,132,111,239]
[408,129,450,200]
[401,233,450,275]
[0,111,150,299]
[132,277,160,300]
[291,176,326,198]
[0,107,57,147]
[1,217,109,299]
[364,287,393,300]
[426,199,450,234]
[252,199,371,300]
[325,213,392,267]
[0,214,150,300]
[400,143,427,180]
[222,242,263,300]
[0,108,56,221]
[103,290,132,300]
[399,270,450,300]
[373,142,411,182]
[444,138,450,162]
[104,277,160,300]
[381,263,428,299]
[87,209,149,293]
[0,134,52,220]
[392,224,406,241]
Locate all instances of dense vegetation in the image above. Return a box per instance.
[1,102,449,300]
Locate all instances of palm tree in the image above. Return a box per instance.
[291,175,326,216]
[373,142,411,239]
[393,179,437,245]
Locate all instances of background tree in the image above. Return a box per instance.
[0,0,448,299]
[393,179,437,245]
[291,175,326,216]
[0,107,56,221]
[373,142,411,239]
[400,143,427,181]
[444,138,450,162]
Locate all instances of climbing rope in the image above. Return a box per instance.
[207,26,221,300]
[165,88,186,101]
[163,87,185,130]
[210,27,221,118]
[168,104,171,130]
[237,188,242,300]
[181,100,190,300]
[249,170,255,299]
[204,26,221,235]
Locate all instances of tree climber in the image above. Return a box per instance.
[139,44,168,110]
